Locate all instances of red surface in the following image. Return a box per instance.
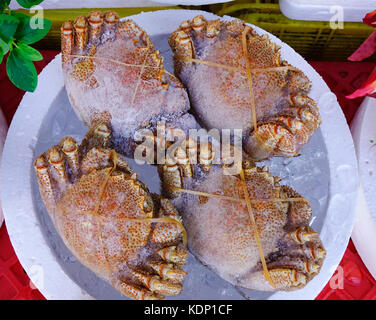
[0,51,375,300]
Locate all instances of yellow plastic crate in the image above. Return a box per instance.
[16,2,374,61]
[207,0,374,61]
[14,6,178,50]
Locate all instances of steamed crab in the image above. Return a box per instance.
[159,142,326,291]
[61,11,197,156]
[34,124,188,300]
[169,15,321,160]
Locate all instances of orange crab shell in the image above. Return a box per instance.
[61,11,191,147]
[169,15,321,160]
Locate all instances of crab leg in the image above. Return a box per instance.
[80,123,111,152]
[266,255,321,277]
[88,11,103,42]
[92,123,111,146]
[174,146,193,177]
[151,199,185,244]
[169,29,194,74]
[289,245,326,262]
[198,141,214,172]
[34,155,55,212]
[61,20,74,65]
[73,16,88,51]
[159,164,183,198]
[103,10,119,35]
[46,146,69,187]
[148,261,187,283]
[268,268,307,290]
[191,15,207,34]
[287,226,321,245]
[241,267,307,291]
[245,123,297,160]
[206,19,221,38]
[60,137,80,178]
[112,279,162,300]
[157,246,188,265]
[290,95,321,131]
[130,270,182,295]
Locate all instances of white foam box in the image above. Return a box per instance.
[351,96,376,281]
[280,0,373,22]
[0,110,8,227]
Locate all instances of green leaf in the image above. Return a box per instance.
[16,0,43,9]
[0,0,11,13]
[0,47,3,64]
[15,42,42,61]
[0,13,19,42]
[0,36,10,55]
[12,13,51,44]
[6,48,37,92]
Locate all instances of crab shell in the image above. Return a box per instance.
[34,124,188,300]
[61,11,195,156]
[158,142,326,291]
[169,16,321,161]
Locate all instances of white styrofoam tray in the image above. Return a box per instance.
[0,109,7,227]
[280,0,372,22]
[351,97,376,281]
[0,9,359,300]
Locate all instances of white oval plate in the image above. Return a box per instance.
[0,9,359,300]
[351,97,376,281]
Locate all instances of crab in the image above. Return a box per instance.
[159,145,326,291]
[34,124,188,300]
[169,15,321,161]
[61,11,197,157]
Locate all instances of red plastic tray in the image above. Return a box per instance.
[0,51,375,300]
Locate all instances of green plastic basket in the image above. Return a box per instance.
[207,0,374,61]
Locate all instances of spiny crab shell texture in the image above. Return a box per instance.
[61,11,195,155]
[159,149,326,291]
[34,124,188,300]
[169,16,322,161]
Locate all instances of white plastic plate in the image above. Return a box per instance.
[0,9,359,300]
[351,97,376,281]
